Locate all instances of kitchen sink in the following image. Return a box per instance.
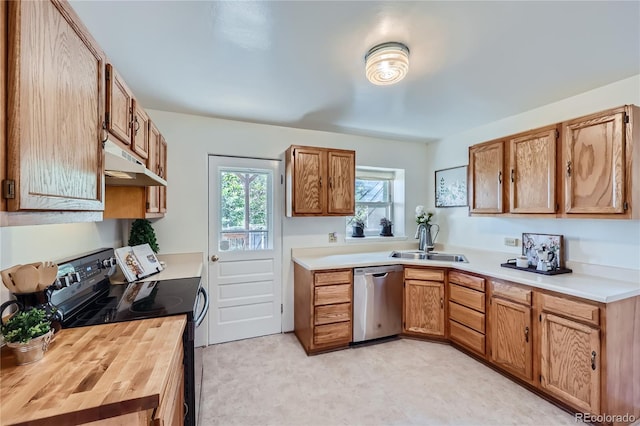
[389,251,468,263]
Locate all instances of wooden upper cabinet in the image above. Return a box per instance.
[563,107,626,214]
[146,123,161,214]
[286,145,355,217]
[105,64,133,146]
[509,126,558,213]
[6,0,105,211]
[132,100,150,160]
[0,0,6,212]
[490,297,532,381]
[158,136,167,214]
[469,140,504,213]
[327,150,355,215]
[540,312,601,414]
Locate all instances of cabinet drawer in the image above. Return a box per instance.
[449,301,485,333]
[315,270,352,286]
[450,320,485,355]
[405,268,445,282]
[450,284,485,313]
[449,271,485,292]
[315,284,351,306]
[491,281,531,306]
[314,322,351,346]
[315,303,351,325]
[540,293,599,326]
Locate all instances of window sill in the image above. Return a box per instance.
[345,235,409,244]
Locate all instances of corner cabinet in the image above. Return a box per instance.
[294,265,353,354]
[6,0,105,212]
[285,145,355,217]
[403,267,445,338]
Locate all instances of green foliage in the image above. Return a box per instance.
[1,308,51,343]
[379,217,392,226]
[220,171,268,230]
[128,219,159,253]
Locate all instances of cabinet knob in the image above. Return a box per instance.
[510,169,515,183]
[319,177,322,188]
[566,161,572,177]
[591,351,597,370]
[498,171,502,184]
[440,297,443,309]
[211,255,219,262]
[524,326,529,343]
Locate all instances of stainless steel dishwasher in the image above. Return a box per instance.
[353,265,404,342]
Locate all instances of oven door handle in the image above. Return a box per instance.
[194,286,209,328]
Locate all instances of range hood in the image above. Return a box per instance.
[104,140,167,187]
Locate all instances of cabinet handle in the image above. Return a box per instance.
[440,297,443,309]
[591,351,597,370]
[329,176,333,189]
[134,116,140,134]
[319,177,322,187]
[498,171,502,184]
[510,169,515,183]
[566,161,572,177]
[524,326,529,343]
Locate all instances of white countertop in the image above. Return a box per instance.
[292,248,640,303]
[110,252,204,284]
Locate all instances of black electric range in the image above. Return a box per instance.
[45,248,208,426]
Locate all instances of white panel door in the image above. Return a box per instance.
[208,156,282,344]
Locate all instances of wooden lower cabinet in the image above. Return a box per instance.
[403,268,445,337]
[490,297,532,382]
[294,264,353,354]
[448,271,486,355]
[540,312,600,414]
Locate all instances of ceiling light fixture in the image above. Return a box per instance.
[365,42,410,86]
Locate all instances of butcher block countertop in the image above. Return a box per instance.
[0,315,186,425]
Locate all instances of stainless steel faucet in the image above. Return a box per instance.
[415,223,438,252]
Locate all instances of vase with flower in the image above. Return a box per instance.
[415,205,439,251]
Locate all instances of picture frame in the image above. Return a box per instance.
[435,165,468,207]
[522,233,564,269]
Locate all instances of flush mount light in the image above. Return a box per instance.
[365,42,410,86]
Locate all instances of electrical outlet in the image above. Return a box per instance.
[504,237,518,247]
[328,232,337,243]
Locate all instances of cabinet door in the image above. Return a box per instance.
[469,141,504,213]
[404,280,444,336]
[540,313,600,414]
[327,150,355,215]
[105,64,133,145]
[146,123,160,214]
[7,0,105,211]
[509,127,557,213]
[132,101,149,160]
[158,136,167,213]
[292,147,324,215]
[490,297,532,381]
[563,109,626,214]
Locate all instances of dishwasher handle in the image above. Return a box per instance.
[371,272,388,278]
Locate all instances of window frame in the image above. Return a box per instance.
[347,168,397,237]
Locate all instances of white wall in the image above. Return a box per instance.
[145,109,430,333]
[426,74,640,270]
[0,220,123,304]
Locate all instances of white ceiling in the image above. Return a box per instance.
[69,1,640,143]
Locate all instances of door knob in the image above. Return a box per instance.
[211,255,219,262]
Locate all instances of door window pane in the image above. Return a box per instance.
[219,168,272,251]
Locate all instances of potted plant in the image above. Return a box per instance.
[379,218,393,236]
[1,307,53,365]
[351,217,366,238]
[129,219,160,253]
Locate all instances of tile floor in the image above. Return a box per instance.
[199,333,578,426]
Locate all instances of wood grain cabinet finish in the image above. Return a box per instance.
[469,140,504,213]
[509,126,558,213]
[490,297,533,382]
[105,64,133,146]
[132,100,150,160]
[0,0,6,213]
[540,312,600,414]
[158,136,168,214]
[6,0,105,212]
[285,145,355,217]
[447,271,486,356]
[146,122,161,214]
[294,265,353,354]
[563,107,627,215]
[403,267,446,338]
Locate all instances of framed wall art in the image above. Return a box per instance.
[435,166,468,207]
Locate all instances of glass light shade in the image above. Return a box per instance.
[365,42,410,86]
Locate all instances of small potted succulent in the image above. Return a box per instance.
[351,217,366,238]
[1,306,53,365]
[379,218,393,236]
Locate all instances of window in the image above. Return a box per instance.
[346,167,403,237]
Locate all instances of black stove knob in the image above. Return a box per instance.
[102,258,116,268]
